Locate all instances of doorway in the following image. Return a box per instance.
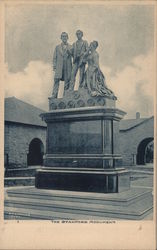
[136,137,154,165]
[27,138,44,166]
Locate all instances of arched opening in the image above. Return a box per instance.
[145,141,154,164]
[136,137,154,165]
[27,138,44,166]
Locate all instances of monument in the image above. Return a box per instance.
[35,32,130,193]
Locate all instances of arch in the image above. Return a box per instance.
[136,137,154,165]
[27,138,44,166]
[145,140,154,164]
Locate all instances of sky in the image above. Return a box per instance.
[4,3,155,118]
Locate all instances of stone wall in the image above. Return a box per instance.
[119,118,154,166]
[5,122,46,168]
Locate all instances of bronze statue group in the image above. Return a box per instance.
[52,30,114,98]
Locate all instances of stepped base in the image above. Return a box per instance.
[4,186,153,220]
[35,167,130,193]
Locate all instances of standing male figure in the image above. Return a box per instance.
[70,30,88,90]
[52,32,72,98]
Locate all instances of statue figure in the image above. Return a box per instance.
[82,41,114,97]
[69,30,88,91]
[52,32,72,98]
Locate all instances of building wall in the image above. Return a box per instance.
[119,118,154,166]
[5,122,46,168]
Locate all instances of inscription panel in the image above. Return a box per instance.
[48,120,102,154]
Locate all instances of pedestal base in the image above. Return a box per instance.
[35,168,130,193]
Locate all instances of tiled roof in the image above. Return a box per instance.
[119,116,153,131]
[5,97,46,127]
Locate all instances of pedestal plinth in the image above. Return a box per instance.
[35,167,130,193]
[35,99,130,193]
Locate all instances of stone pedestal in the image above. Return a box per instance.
[35,89,130,193]
[35,167,130,193]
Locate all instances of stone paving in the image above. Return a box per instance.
[127,163,153,188]
[131,174,153,188]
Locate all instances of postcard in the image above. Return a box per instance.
[0,1,156,249]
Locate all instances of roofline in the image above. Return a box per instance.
[5,96,47,113]
[5,120,47,128]
[120,116,154,132]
